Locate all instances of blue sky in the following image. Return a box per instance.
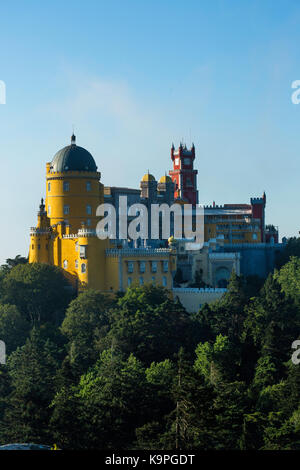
[0,0,300,264]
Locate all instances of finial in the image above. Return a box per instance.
[71,132,76,145]
[39,198,45,212]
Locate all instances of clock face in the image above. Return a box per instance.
[184,157,190,165]
[175,157,180,166]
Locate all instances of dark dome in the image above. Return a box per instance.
[50,136,97,172]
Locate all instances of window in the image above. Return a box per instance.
[64,205,70,215]
[139,277,144,286]
[151,261,157,273]
[63,181,70,192]
[128,277,132,287]
[48,182,51,192]
[252,233,258,240]
[163,260,169,272]
[184,157,191,165]
[162,276,167,287]
[86,205,92,215]
[151,276,156,284]
[86,181,91,192]
[32,244,34,250]
[48,205,51,215]
[139,261,145,273]
[127,261,134,273]
[80,245,87,259]
[63,260,68,269]
[75,259,78,269]
[81,263,86,273]
[38,244,40,250]
[87,219,91,227]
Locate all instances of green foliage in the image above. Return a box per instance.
[275,237,300,269]
[1,263,73,324]
[0,304,30,354]
[100,285,193,364]
[194,334,236,384]
[0,257,299,450]
[1,328,60,444]
[274,256,300,303]
[61,289,115,375]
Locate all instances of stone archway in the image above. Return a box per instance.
[215,266,230,288]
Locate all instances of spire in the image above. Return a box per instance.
[71,133,76,145]
[39,198,45,212]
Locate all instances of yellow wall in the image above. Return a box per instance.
[205,220,261,244]
[45,165,103,232]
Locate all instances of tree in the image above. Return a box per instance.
[60,350,149,449]
[161,348,216,450]
[1,263,74,324]
[61,290,115,375]
[0,304,30,354]
[274,256,300,305]
[275,237,300,269]
[101,285,193,365]
[1,328,60,444]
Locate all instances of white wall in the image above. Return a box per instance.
[172,288,227,313]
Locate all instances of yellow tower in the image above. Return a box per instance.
[29,198,51,263]
[45,134,104,232]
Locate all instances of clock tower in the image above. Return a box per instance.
[169,143,198,205]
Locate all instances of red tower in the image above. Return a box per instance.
[169,143,198,205]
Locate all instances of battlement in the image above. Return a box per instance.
[30,227,51,236]
[78,228,97,237]
[46,169,101,180]
[106,248,172,257]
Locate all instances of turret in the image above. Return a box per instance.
[29,198,51,264]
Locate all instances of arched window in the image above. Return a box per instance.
[86,181,91,192]
[215,267,230,288]
[64,205,70,215]
[63,260,68,269]
[86,205,92,215]
[81,263,86,273]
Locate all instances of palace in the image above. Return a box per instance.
[29,135,176,292]
[28,135,281,298]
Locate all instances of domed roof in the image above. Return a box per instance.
[50,135,97,173]
[159,175,172,183]
[141,172,156,182]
